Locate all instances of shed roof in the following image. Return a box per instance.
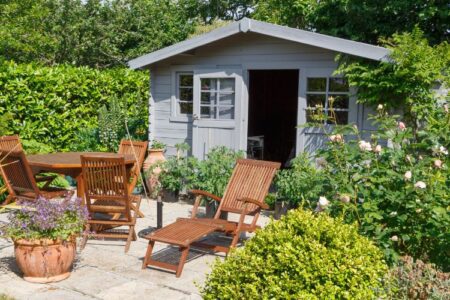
[128,18,390,69]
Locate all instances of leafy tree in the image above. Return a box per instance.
[337,28,449,130]
[181,0,254,23]
[0,0,195,67]
[252,0,449,45]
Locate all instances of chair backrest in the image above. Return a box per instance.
[81,154,132,222]
[216,159,281,217]
[118,140,148,193]
[0,149,39,199]
[0,135,23,152]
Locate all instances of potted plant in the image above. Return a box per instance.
[0,196,88,283]
[143,140,166,172]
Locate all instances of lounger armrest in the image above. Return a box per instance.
[237,197,269,210]
[189,189,222,202]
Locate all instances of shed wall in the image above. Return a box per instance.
[149,32,373,156]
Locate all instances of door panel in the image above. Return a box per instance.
[192,70,243,159]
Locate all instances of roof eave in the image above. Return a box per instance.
[128,18,390,69]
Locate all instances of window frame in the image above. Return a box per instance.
[175,71,194,117]
[199,77,236,120]
[305,76,350,125]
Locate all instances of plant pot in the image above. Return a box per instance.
[143,149,166,174]
[14,238,76,283]
[205,200,219,218]
[274,200,291,220]
[162,189,179,203]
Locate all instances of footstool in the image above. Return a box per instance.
[141,219,218,277]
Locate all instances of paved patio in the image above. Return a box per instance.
[0,199,271,300]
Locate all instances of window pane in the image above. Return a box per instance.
[219,93,234,105]
[179,102,193,114]
[306,94,326,108]
[307,78,326,92]
[329,77,348,92]
[179,74,193,87]
[201,106,215,118]
[305,108,325,123]
[201,78,217,91]
[219,107,234,119]
[328,95,349,109]
[201,92,216,105]
[179,88,193,101]
[328,111,348,124]
[220,78,235,93]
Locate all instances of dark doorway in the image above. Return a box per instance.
[247,70,299,166]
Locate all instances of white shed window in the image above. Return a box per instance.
[306,77,349,124]
[176,73,193,115]
[200,78,235,119]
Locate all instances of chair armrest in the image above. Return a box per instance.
[237,197,269,210]
[189,189,222,202]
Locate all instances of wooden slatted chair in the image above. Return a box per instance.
[80,154,141,253]
[0,149,72,204]
[118,140,148,194]
[118,140,148,217]
[0,135,57,189]
[184,158,280,253]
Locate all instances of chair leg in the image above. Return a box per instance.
[132,227,137,241]
[80,224,90,251]
[125,225,134,253]
[142,241,155,269]
[230,231,241,249]
[176,246,190,278]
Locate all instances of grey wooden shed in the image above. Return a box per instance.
[129,18,389,164]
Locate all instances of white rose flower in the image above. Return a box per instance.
[318,196,329,209]
[340,194,350,203]
[439,146,448,155]
[434,159,443,168]
[329,134,343,143]
[414,181,426,189]
[391,235,399,242]
[377,104,384,110]
[404,171,412,180]
[374,145,382,153]
[358,140,372,151]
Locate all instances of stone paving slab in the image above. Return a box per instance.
[0,199,271,299]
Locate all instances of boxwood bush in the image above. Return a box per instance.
[202,209,389,299]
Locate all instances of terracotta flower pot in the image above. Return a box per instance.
[143,149,166,174]
[14,238,76,283]
[143,149,166,196]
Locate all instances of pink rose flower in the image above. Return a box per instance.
[398,121,406,131]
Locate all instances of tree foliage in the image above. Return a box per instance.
[252,0,449,45]
[337,28,449,128]
[0,0,195,67]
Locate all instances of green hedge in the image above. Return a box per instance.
[0,61,149,151]
[202,209,389,299]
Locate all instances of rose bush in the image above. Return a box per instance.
[305,104,449,270]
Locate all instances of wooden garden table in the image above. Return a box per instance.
[27,152,136,199]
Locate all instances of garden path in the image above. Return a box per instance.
[0,199,271,300]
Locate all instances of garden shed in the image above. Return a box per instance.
[129,18,390,164]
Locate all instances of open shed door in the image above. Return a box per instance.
[192,70,243,159]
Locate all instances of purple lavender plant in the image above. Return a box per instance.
[1,195,88,241]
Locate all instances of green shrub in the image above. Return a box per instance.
[192,146,245,197]
[157,146,244,197]
[202,209,389,299]
[0,61,148,151]
[275,153,325,207]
